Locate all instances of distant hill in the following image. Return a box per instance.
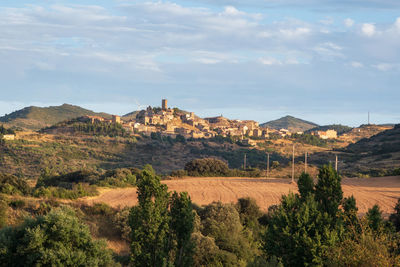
[122,110,140,121]
[0,104,111,130]
[260,115,318,132]
[345,124,400,155]
[306,124,353,135]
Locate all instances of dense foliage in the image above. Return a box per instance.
[0,206,116,266]
[262,165,400,266]
[129,170,195,267]
[0,174,31,195]
[180,157,263,177]
[290,133,328,147]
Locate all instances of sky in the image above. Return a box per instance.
[1,0,400,126]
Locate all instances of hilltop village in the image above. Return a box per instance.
[78,99,338,143]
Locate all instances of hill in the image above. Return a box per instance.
[306,124,353,135]
[340,124,400,175]
[0,104,111,130]
[122,110,140,121]
[260,115,318,132]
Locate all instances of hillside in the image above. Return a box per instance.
[260,115,318,132]
[122,110,140,121]
[0,104,111,130]
[306,124,352,135]
[339,124,400,175]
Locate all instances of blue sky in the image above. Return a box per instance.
[1,0,400,126]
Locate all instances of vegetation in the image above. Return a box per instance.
[129,170,195,266]
[260,115,318,132]
[0,206,116,266]
[290,133,328,147]
[175,157,263,177]
[306,124,352,135]
[262,165,400,266]
[0,174,31,195]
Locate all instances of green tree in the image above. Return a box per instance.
[0,206,115,266]
[0,196,7,228]
[169,192,195,267]
[366,204,384,233]
[297,172,314,200]
[389,198,400,232]
[315,165,343,219]
[263,193,338,266]
[129,170,170,267]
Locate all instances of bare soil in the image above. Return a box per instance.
[83,176,400,216]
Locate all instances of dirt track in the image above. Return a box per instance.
[83,176,400,216]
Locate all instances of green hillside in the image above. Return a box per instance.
[306,124,353,135]
[0,104,111,130]
[260,115,318,132]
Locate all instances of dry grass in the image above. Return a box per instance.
[83,176,400,216]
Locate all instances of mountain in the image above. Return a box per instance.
[260,115,318,132]
[0,104,111,130]
[306,124,353,135]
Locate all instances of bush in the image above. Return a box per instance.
[185,158,230,177]
[0,206,116,266]
[0,174,31,196]
[0,196,7,228]
[33,183,98,199]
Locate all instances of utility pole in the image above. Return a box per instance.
[266,152,270,178]
[368,111,370,125]
[244,153,247,170]
[292,145,295,183]
[304,151,308,173]
[335,154,338,172]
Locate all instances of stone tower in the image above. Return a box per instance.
[162,99,168,110]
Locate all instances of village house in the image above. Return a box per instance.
[2,134,15,141]
[313,130,337,139]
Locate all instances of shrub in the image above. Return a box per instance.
[0,174,31,196]
[0,196,7,228]
[0,206,116,266]
[184,158,230,177]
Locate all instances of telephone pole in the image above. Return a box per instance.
[335,154,338,172]
[368,111,370,125]
[266,152,270,178]
[304,151,308,173]
[244,153,247,170]
[292,145,295,183]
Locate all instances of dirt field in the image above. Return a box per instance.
[83,176,400,216]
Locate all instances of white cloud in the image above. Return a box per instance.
[361,23,376,37]
[280,27,311,38]
[259,58,282,65]
[373,63,394,71]
[222,6,242,16]
[350,61,363,68]
[344,18,355,27]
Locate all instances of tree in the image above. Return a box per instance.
[0,206,115,266]
[389,198,400,232]
[366,204,384,233]
[169,192,195,267]
[0,196,7,228]
[129,170,170,267]
[297,172,314,200]
[263,193,338,266]
[315,165,343,219]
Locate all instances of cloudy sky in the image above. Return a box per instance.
[1,0,400,126]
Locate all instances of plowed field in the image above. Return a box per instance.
[83,176,400,216]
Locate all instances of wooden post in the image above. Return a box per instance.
[266,152,270,178]
[292,145,295,183]
[244,153,247,170]
[335,155,338,172]
[305,151,308,173]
